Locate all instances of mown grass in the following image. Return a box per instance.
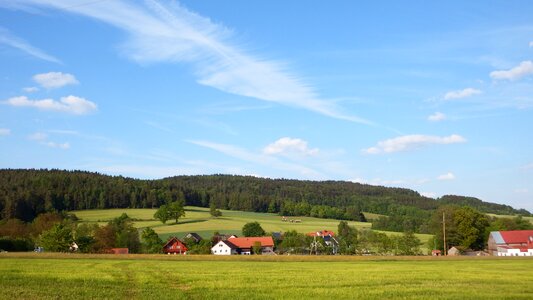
[71,207,433,249]
[1,253,532,299]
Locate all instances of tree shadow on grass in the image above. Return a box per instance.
[177,219,208,225]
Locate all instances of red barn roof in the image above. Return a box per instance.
[499,230,533,244]
[227,236,274,248]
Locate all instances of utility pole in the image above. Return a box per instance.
[443,212,447,256]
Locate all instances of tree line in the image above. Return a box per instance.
[0,169,530,234]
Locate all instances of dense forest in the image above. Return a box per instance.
[0,169,530,233]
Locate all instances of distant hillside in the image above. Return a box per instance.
[0,169,529,225]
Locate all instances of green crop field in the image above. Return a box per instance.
[1,253,532,299]
[71,207,433,248]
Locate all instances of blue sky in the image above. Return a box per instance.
[1,1,532,211]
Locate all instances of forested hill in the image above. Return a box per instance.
[0,169,529,223]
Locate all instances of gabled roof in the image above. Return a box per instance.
[227,236,274,248]
[163,237,186,249]
[185,232,203,241]
[490,230,533,244]
[218,240,238,249]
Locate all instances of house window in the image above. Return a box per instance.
[225,249,228,252]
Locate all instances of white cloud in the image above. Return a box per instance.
[28,132,70,149]
[428,112,446,122]
[23,86,39,93]
[363,134,466,154]
[188,140,322,178]
[0,128,11,136]
[437,172,455,181]
[490,61,533,81]
[0,26,61,63]
[4,95,97,115]
[420,192,436,198]
[529,41,533,48]
[521,163,533,171]
[444,88,482,100]
[263,137,318,156]
[28,132,48,141]
[514,188,528,194]
[33,72,78,89]
[11,0,370,124]
[45,141,70,149]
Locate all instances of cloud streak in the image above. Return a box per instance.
[490,61,533,81]
[263,137,319,157]
[0,26,61,63]
[4,95,97,115]
[188,139,322,178]
[444,88,482,100]
[364,134,466,154]
[427,112,446,122]
[33,72,79,89]
[10,0,370,124]
[0,128,11,136]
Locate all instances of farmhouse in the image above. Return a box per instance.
[163,237,188,255]
[488,230,533,256]
[211,236,275,255]
[211,240,238,255]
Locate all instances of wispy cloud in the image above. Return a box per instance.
[363,134,466,154]
[490,61,533,81]
[28,132,70,149]
[11,0,370,124]
[33,72,79,89]
[0,26,61,63]
[4,95,97,115]
[188,139,322,178]
[420,192,436,198]
[529,41,533,48]
[427,112,446,122]
[437,172,455,181]
[0,128,11,136]
[263,137,319,157]
[444,88,482,100]
[23,87,39,93]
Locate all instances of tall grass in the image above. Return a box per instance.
[1,253,532,299]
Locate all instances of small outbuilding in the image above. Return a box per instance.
[184,233,203,243]
[447,246,461,256]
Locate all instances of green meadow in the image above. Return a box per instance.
[1,254,532,299]
[71,207,432,247]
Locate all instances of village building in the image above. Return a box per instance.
[447,246,461,256]
[211,240,238,255]
[163,237,188,255]
[211,236,275,255]
[488,230,533,256]
[307,230,339,253]
[184,232,203,243]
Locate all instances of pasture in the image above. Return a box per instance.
[72,206,372,238]
[1,253,532,299]
[71,207,433,248]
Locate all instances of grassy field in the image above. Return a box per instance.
[1,253,532,299]
[71,207,433,248]
[487,213,533,225]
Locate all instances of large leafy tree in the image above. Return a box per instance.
[242,221,265,237]
[154,201,185,224]
[141,227,162,254]
[39,223,73,252]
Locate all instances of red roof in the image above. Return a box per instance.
[499,230,533,244]
[163,237,188,253]
[227,236,274,248]
[307,230,335,237]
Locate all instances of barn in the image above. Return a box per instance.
[163,237,188,255]
[488,230,533,256]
